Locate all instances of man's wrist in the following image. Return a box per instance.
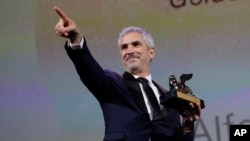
[182,124,194,134]
[68,36,84,50]
[180,115,194,134]
[69,33,82,44]
[66,29,82,44]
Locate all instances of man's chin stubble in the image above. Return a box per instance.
[126,64,141,74]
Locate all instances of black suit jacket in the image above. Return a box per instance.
[65,40,194,141]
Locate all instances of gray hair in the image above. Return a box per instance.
[117,26,155,49]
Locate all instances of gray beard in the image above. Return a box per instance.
[126,65,141,74]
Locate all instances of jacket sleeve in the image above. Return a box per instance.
[64,38,110,102]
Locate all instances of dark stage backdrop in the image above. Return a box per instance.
[1,0,250,141]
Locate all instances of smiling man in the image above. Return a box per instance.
[119,30,155,77]
[54,6,201,141]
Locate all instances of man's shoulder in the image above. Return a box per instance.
[104,69,123,80]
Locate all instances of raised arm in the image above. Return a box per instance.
[53,6,111,101]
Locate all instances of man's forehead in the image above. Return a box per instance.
[120,32,144,44]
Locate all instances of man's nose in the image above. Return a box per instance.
[127,45,135,54]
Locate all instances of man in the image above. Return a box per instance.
[54,6,201,141]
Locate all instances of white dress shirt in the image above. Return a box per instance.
[133,75,163,120]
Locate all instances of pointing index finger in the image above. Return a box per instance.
[54,6,68,22]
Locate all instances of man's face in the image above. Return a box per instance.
[119,32,155,75]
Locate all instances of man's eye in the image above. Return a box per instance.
[132,41,140,47]
[121,44,127,49]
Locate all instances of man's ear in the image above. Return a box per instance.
[149,47,155,62]
[149,47,155,58]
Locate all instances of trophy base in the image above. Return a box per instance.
[160,90,205,110]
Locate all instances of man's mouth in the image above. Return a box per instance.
[125,55,139,61]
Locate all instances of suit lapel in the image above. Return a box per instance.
[123,72,148,114]
[152,80,170,119]
[152,80,168,95]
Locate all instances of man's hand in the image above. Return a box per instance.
[180,102,201,132]
[54,6,82,44]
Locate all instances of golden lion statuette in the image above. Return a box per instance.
[160,73,205,110]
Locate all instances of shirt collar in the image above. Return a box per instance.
[133,74,153,83]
